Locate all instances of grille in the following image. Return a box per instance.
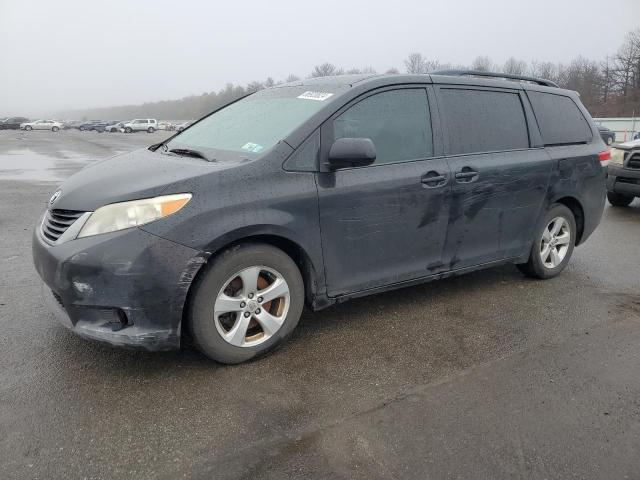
[627,156,640,169]
[42,209,85,242]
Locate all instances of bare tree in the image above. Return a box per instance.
[285,74,300,83]
[502,57,528,76]
[309,62,344,78]
[404,53,427,74]
[530,61,560,83]
[386,67,400,74]
[471,56,495,72]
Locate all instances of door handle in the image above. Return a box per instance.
[454,168,479,183]
[421,171,448,187]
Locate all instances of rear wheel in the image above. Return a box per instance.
[517,204,576,279]
[147,127,155,133]
[52,126,59,132]
[125,127,132,133]
[607,191,634,207]
[25,125,32,131]
[188,243,304,364]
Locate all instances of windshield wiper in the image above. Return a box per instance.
[167,148,211,161]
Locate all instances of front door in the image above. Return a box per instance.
[317,87,452,296]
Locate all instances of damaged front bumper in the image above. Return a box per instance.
[32,225,208,351]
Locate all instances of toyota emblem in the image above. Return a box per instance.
[49,189,62,205]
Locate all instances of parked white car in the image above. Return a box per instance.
[123,119,158,133]
[20,120,63,132]
[175,121,191,132]
[106,121,127,133]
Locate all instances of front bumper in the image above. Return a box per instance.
[32,224,208,350]
[606,164,640,197]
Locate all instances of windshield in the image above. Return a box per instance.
[165,87,338,159]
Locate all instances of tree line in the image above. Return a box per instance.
[60,29,640,121]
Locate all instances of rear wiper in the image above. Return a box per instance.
[167,148,211,161]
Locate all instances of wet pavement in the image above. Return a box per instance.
[0,130,639,479]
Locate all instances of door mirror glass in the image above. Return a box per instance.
[328,138,376,169]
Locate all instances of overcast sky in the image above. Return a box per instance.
[1,0,639,116]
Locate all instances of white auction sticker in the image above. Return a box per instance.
[297,91,334,101]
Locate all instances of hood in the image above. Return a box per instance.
[615,139,640,150]
[51,148,240,211]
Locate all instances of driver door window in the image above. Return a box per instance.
[333,89,433,166]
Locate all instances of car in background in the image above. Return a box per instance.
[597,125,615,145]
[90,120,122,133]
[20,120,63,131]
[606,139,640,207]
[123,118,158,133]
[62,120,83,130]
[158,121,174,131]
[175,121,190,132]
[106,121,127,133]
[77,120,104,131]
[0,117,30,130]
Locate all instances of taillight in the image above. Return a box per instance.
[598,151,611,166]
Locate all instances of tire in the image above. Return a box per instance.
[517,203,576,279]
[79,126,85,131]
[52,126,59,132]
[607,191,634,207]
[110,128,116,133]
[188,243,304,364]
[607,136,613,145]
[125,127,132,133]
[147,127,155,133]
[25,125,32,131]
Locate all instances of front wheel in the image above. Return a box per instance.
[607,191,634,207]
[188,243,304,364]
[517,204,576,279]
[25,125,32,131]
[147,127,155,133]
[124,127,132,133]
[52,126,59,132]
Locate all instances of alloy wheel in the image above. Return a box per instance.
[540,216,571,269]
[213,266,290,347]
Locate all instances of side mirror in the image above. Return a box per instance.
[328,138,376,169]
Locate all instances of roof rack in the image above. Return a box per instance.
[430,70,559,88]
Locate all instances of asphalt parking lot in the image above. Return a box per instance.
[1,129,639,479]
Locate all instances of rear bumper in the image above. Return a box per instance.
[607,165,640,197]
[32,224,209,350]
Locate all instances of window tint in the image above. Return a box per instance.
[528,91,592,145]
[284,130,319,172]
[439,89,529,155]
[333,89,432,165]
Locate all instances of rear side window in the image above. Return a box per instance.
[527,91,592,146]
[333,89,433,165]
[439,88,529,155]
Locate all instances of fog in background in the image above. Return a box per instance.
[1,0,639,117]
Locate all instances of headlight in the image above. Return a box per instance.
[610,148,625,165]
[77,193,191,238]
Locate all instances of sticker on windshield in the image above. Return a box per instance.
[241,142,264,153]
[297,91,334,101]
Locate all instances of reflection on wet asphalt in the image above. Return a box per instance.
[0,149,95,182]
[0,129,172,182]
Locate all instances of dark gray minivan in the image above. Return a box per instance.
[33,71,608,363]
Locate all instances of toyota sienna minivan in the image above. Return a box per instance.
[33,71,608,364]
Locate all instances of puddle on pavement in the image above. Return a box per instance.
[0,149,95,182]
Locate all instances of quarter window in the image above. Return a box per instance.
[439,88,530,155]
[333,89,433,165]
[527,91,592,146]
